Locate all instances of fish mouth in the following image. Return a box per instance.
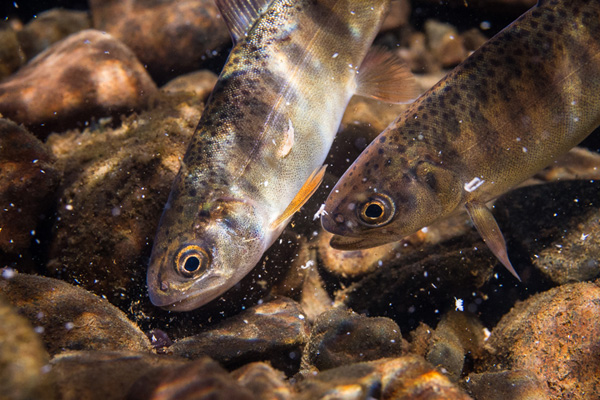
[148,274,227,312]
[329,233,394,250]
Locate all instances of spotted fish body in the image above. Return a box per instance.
[147,0,416,310]
[322,0,600,278]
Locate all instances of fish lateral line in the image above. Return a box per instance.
[465,201,521,281]
[270,164,327,230]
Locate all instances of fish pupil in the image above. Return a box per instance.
[365,203,384,219]
[183,256,201,272]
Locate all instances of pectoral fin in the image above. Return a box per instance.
[355,47,420,104]
[270,165,327,229]
[465,201,521,281]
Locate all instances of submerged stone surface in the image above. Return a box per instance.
[89,0,229,83]
[0,272,151,355]
[480,281,600,399]
[169,297,309,373]
[0,29,157,136]
[0,119,59,254]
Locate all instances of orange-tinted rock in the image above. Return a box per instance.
[481,282,600,399]
[0,119,59,254]
[89,0,230,83]
[0,21,26,80]
[0,29,157,137]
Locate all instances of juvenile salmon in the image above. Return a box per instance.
[322,0,600,279]
[147,0,416,310]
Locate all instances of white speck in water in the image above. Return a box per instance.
[298,314,305,320]
[574,117,579,122]
[313,204,328,220]
[571,100,577,106]
[464,177,485,192]
[243,319,248,324]
[263,181,268,187]
[581,233,589,241]
[2,268,15,279]
[332,52,339,58]
[34,326,45,334]
[300,260,315,270]
[417,134,424,140]
[522,147,528,153]
[111,207,121,217]
[65,204,74,211]
[483,328,491,341]
[454,297,464,312]
[480,21,491,30]
[65,322,75,330]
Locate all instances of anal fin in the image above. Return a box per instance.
[465,201,521,281]
[271,165,327,229]
[355,46,420,104]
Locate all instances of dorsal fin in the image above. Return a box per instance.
[270,165,327,229]
[355,47,420,104]
[215,0,273,43]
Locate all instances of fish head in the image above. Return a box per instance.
[322,133,463,250]
[147,186,267,311]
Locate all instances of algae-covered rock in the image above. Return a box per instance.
[51,350,187,400]
[127,356,254,400]
[301,307,405,372]
[480,281,600,399]
[464,370,551,400]
[296,356,473,400]
[0,21,26,80]
[0,119,60,254]
[232,362,292,400]
[0,29,157,136]
[169,297,310,373]
[0,294,54,400]
[0,272,151,355]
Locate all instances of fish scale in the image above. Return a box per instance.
[322,0,600,280]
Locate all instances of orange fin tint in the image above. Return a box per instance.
[271,165,327,229]
[355,46,419,104]
[465,201,521,281]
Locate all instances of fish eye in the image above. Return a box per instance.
[175,245,210,278]
[358,194,395,227]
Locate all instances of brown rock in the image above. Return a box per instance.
[482,282,600,399]
[89,0,230,82]
[297,356,473,400]
[45,90,204,308]
[127,356,254,400]
[16,8,91,60]
[0,272,151,355]
[425,20,468,68]
[464,370,551,400]
[0,22,26,80]
[51,350,187,400]
[232,362,292,400]
[0,29,157,137]
[380,0,411,32]
[169,297,310,373]
[0,118,60,254]
[161,70,218,99]
[301,307,406,371]
[0,294,54,400]
[494,179,600,284]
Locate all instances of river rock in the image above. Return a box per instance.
[16,8,91,60]
[0,29,157,137]
[232,362,292,400]
[0,21,26,80]
[0,119,60,254]
[478,281,600,399]
[89,0,230,83]
[297,355,473,400]
[127,356,253,400]
[301,307,406,372]
[0,294,54,400]
[169,297,310,374]
[51,350,187,400]
[0,272,151,355]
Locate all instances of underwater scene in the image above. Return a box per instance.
[1,0,599,398]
